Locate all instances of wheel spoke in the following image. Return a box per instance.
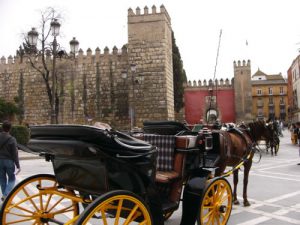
[22,187,40,212]
[101,209,108,225]
[202,209,213,220]
[217,186,225,201]
[7,204,35,215]
[123,204,139,225]
[52,204,77,215]
[46,196,64,212]
[38,180,45,212]
[114,199,123,225]
[5,216,36,224]
[44,193,54,211]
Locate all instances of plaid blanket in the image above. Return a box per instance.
[143,134,175,171]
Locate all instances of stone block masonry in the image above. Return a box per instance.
[0,5,175,130]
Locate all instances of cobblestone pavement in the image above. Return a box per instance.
[1,129,300,224]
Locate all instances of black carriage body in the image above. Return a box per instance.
[26,125,157,196]
[22,124,230,225]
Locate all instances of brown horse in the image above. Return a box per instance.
[214,120,275,206]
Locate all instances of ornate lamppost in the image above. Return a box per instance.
[121,63,144,130]
[27,20,79,124]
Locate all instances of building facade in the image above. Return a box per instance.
[184,78,235,125]
[251,69,288,121]
[288,55,300,122]
[0,5,175,129]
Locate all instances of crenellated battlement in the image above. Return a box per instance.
[233,59,251,68]
[185,78,234,89]
[128,5,171,23]
[0,45,128,66]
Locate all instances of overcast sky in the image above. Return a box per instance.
[1,0,300,81]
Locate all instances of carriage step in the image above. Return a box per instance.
[162,199,179,213]
[203,154,220,167]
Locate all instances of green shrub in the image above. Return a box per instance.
[10,125,30,145]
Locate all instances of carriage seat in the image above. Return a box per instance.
[136,134,185,183]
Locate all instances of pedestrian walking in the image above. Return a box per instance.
[296,122,300,165]
[0,120,21,201]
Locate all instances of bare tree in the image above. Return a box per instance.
[19,7,66,124]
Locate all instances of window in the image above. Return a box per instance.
[269,97,273,104]
[280,97,285,105]
[257,98,263,106]
[258,107,263,116]
[279,87,284,95]
[257,89,262,95]
[268,87,273,95]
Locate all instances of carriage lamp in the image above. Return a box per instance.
[205,134,213,151]
[200,128,213,151]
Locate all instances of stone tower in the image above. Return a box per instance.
[233,60,252,122]
[127,5,174,125]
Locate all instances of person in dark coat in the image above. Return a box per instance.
[296,122,300,165]
[0,120,21,201]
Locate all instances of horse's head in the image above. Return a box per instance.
[247,120,278,144]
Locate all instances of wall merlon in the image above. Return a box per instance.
[121,45,127,55]
[112,46,118,55]
[128,8,134,16]
[152,5,156,13]
[136,7,141,15]
[144,6,148,15]
[186,78,234,88]
[1,56,6,64]
[86,48,92,56]
[95,47,101,56]
[8,56,13,64]
[78,48,84,57]
[104,46,109,55]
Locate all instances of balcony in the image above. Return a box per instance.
[257,102,264,107]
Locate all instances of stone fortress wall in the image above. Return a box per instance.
[0,5,175,129]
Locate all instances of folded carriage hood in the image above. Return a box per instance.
[25,125,155,157]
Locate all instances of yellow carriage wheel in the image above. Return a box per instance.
[0,174,79,225]
[75,190,152,225]
[198,178,232,225]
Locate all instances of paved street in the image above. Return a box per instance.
[165,129,300,225]
[1,129,300,224]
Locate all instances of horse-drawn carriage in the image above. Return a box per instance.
[0,120,275,225]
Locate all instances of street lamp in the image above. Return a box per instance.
[121,64,142,130]
[27,28,39,46]
[69,37,79,56]
[27,19,79,124]
[130,64,137,130]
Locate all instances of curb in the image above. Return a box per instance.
[18,151,42,160]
